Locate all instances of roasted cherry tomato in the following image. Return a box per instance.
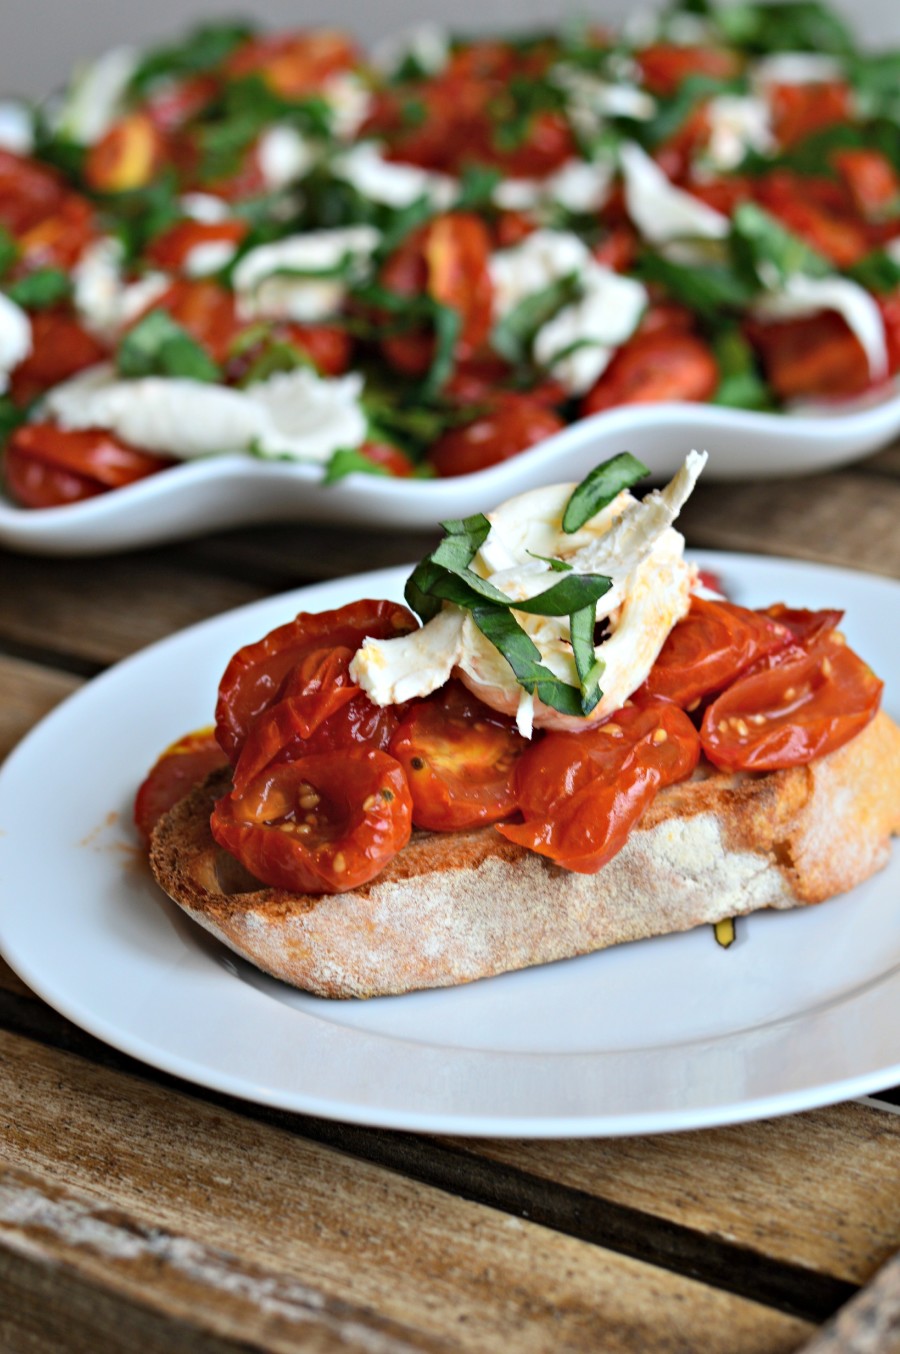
[581,331,718,414]
[142,75,219,132]
[754,170,868,268]
[4,424,174,508]
[215,599,417,764]
[224,29,359,98]
[641,597,791,708]
[15,192,94,270]
[389,681,527,830]
[761,605,844,646]
[231,646,361,791]
[0,149,67,234]
[498,701,701,873]
[833,149,900,221]
[428,393,564,477]
[211,749,413,894]
[137,278,241,364]
[144,218,248,271]
[700,634,882,771]
[379,213,493,377]
[85,113,168,193]
[9,309,107,405]
[356,440,415,477]
[134,728,228,847]
[636,44,741,96]
[746,311,872,401]
[769,81,852,149]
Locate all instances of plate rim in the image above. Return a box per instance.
[0,550,898,1137]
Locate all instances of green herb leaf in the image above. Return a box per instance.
[562,451,648,534]
[323,447,391,484]
[0,394,27,449]
[527,551,573,571]
[731,202,831,285]
[0,228,18,281]
[128,22,254,97]
[117,310,222,382]
[491,273,582,367]
[711,328,775,410]
[637,251,755,316]
[569,603,604,711]
[5,268,72,310]
[847,248,900,294]
[468,605,587,716]
[714,1,855,56]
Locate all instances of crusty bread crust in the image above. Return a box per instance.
[149,711,900,998]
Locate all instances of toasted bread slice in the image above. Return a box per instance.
[149,711,900,998]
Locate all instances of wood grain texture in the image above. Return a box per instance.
[679,473,900,577]
[797,1249,900,1353]
[0,549,267,668]
[448,1102,900,1287]
[0,1032,811,1354]
[0,655,81,761]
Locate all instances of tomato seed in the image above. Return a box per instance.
[784,687,796,701]
[718,719,728,733]
[749,714,767,725]
[652,728,668,743]
[410,756,425,770]
[821,657,833,677]
[299,791,320,810]
[363,793,378,811]
[733,718,749,736]
[602,722,623,736]
[333,852,347,874]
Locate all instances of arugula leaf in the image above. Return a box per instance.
[562,451,648,533]
[847,249,900,294]
[323,448,392,484]
[5,268,72,310]
[731,202,831,285]
[491,274,582,367]
[714,2,855,57]
[636,251,755,317]
[117,311,221,382]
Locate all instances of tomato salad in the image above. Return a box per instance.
[5,0,900,508]
[135,453,883,892]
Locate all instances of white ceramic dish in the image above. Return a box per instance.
[2,388,899,556]
[0,551,898,1137]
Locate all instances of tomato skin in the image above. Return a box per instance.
[215,599,418,765]
[134,728,228,846]
[15,192,94,270]
[581,332,718,414]
[143,75,219,133]
[833,149,900,221]
[389,681,527,831]
[357,441,415,478]
[641,597,791,708]
[211,749,413,894]
[754,170,868,268]
[0,150,66,235]
[4,424,174,508]
[137,278,241,364]
[761,605,844,646]
[428,393,564,477]
[9,309,107,405]
[700,635,883,772]
[637,44,741,96]
[145,218,248,271]
[769,81,852,149]
[85,113,168,193]
[224,29,359,98]
[498,702,701,873]
[746,311,872,401]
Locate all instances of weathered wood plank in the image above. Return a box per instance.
[0,549,267,668]
[797,1248,900,1353]
[680,473,900,577]
[0,1032,810,1354]
[0,654,81,761]
[450,1103,900,1288]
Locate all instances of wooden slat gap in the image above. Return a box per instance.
[0,988,857,1325]
[0,636,106,682]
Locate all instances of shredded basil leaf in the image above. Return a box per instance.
[711,328,775,410]
[5,268,72,310]
[562,451,648,534]
[117,311,222,382]
[713,1,855,56]
[731,202,832,285]
[847,249,900,293]
[637,251,755,316]
[492,274,582,367]
[469,605,589,716]
[527,551,573,571]
[323,447,392,484]
[128,22,254,97]
[0,228,18,281]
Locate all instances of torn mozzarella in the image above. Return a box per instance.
[72,237,170,341]
[533,263,648,394]
[322,72,373,140]
[178,193,232,224]
[250,369,367,462]
[619,141,730,245]
[751,52,845,91]
[494,157,615,215]
[332,141,457,209]
[702,95,774,172]
[49,46,138,144]
[232,225,380,322]
[350,608,466,706]
[256,125,317,189]
[489,229,591,320]
[0,292,32,393]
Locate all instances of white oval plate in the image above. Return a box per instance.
[2,388,900,555]
[0,552,898,1137]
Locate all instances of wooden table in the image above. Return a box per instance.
[1,448,900,1353]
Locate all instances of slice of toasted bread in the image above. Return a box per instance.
[149,711,900,998]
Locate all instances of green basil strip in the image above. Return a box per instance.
[562,451,649,534]
[323,448,390,485]
[569,602,603,704]
[5,267,71,310]
[492,274,581,367]
[731,202,831,285]
[116,311,222,383]
[469,606,586,716]
[527,551,573,571]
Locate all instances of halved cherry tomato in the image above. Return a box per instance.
[498,701,701,873]
[357,441,415,477]
[0,150,67,235]
[224,29,359,98]
[304,692,403,754]
[211,749,412,894]
[4,424,174,508]
[143,75,219,133]
[389,681,527,830]
[761,605,844,646]
[15,192,94,270]
[746,311,871,401]
[215,599,417,764]
[428,393,564,477]
[581,331,718,414]
[134,728,228,847]
[145,218,248,271]
[641,597,791,708]
[700,634,882,771]
[9,309,107,405]
[85,113,168,193]
[754,170,869,268]
[833,149,900,222]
